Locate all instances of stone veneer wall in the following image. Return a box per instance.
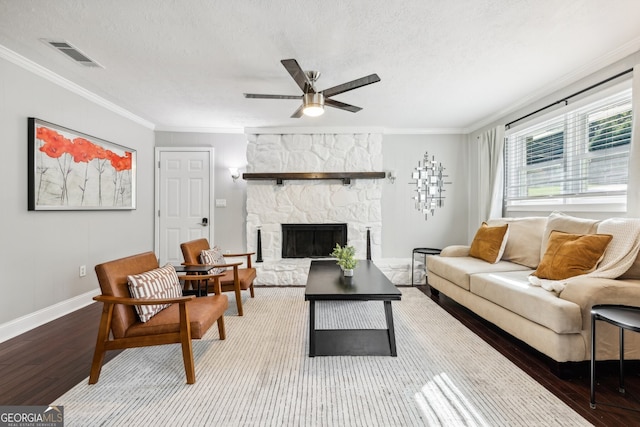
[245,133,397,285]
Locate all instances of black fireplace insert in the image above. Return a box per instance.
[281,223,347,258]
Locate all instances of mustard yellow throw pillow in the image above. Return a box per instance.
[533,231,613,280]
[469,222,509,264]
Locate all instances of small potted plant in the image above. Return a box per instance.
[330,243,358,276]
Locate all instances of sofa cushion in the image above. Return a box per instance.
[533,231,613,280]
[200,246,226,274]
[127,264,183,322]
[469,222,509,264]
[487,217,547,268]
[470,270,582,334]
[540,212,600,259]
[427,255,530,291]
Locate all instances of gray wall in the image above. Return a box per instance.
[0,56,155,326]
[155,132,248,251]
[381,134,470,255]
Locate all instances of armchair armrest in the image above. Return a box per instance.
[223,252,255,268]
[182,262,242,269]
[178,273,224,280]
[93,294,195,306]
[178,273,224,295]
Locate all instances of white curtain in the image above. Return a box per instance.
[627,65,640,217]
[478,125,505,221]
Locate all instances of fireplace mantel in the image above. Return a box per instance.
[242,172,386,185]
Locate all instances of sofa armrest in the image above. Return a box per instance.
[440,245,471,257]
[560,277,640,329]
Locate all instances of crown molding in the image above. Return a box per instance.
[154,125,244,134]
[382,127,467,135]
[0,44,156,130]
[244,126,387,135]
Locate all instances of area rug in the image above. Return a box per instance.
[54,287,591,426]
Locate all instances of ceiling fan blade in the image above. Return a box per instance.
[244,93,302,99]
[290,104,304,118]
[322,74,380,98]
[281,59,314,93]
[325,98,362,113]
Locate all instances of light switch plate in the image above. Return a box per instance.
[215,199,227,207]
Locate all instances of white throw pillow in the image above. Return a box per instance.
[127,263,183,322]
[487,217,547,268]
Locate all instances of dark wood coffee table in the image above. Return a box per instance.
[304,260,402,357]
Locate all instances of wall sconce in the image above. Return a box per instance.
[229,168,240,182]
[411,152,450,220]
[387,170,396,183]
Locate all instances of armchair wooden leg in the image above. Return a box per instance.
[235,287,244,316]
[250,283,255,298]
[233,269,244,316]
[89,304,114,384]
[179,303,196,384]
[217,315,226,340]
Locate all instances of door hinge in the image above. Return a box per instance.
[157,210,160,217]
[158,160,161,168]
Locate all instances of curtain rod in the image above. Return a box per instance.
[505,67,633,129]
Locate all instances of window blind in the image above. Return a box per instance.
[504,88,632,209]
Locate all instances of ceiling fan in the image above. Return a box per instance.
[244,59,380,118]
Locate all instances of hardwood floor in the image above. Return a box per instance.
[0,303,122,406]
[0,286,639,425]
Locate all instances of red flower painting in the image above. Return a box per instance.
[32,120,135,209]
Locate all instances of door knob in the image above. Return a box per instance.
[200,218,208,226]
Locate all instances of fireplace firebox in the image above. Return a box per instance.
[281,223,347,258]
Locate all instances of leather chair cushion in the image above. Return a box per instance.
[125,294,229,339]
[220,268,257,290]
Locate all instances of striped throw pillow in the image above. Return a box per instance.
[127,263,182,322]
[200,246,226,275]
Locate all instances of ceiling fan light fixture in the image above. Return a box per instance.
[302,92,325,117]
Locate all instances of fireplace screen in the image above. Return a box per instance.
[281,223,347,258]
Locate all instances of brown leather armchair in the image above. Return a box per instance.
[90,251,228,384]
[180,238,256,316]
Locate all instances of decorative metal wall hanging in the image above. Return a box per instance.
[411,151,450,219]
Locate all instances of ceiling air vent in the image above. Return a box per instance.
[40,39,103,68]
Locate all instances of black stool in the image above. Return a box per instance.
[590,304,640,410]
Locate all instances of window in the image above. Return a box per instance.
[504,88,632,210]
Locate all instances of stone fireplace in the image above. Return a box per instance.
[245,133,383,285]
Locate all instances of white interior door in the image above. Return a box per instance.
[155,148,214,265]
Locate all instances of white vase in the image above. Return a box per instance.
[343,268,354,277]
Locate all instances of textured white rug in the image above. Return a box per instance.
[54,288,592,426]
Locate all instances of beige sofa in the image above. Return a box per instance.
[426,213,640,365]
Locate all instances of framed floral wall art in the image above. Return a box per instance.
[28,118,136,210]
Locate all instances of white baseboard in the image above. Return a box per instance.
[0,289,99,343]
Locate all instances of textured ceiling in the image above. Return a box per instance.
[1,0,640,132]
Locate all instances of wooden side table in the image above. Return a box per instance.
[590,304,640,410]
[411,248,441,286]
